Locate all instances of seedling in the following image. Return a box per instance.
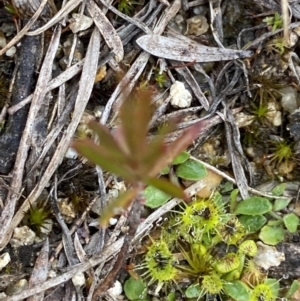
[117,0,137,15]
[263,12,283,31]
[23,200,52,235]
[72,87,205,226]
[154,69,168,88]
[269,139,294,164]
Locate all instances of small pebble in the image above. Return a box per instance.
[254,242,285,270]
[272,111,282,127]
[186,15,209,36]
[0,253,10,271]
[57,198,76,223]
[65,147,78,159]
[72,272,85,287]
[170,81,192,108]
[280,86,298,114]
[69,13,93,33]
[109,218,118,226]
[0,292,7,298]
[10,226,36,248]
[6,46,16,57]
[5,279,28,296]
[47,270,57,278]
[107,280,122,297]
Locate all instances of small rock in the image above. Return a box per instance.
[72,272,85,287]
[234,112,254,128]
[107,280,122,297]
[170,81,192,108]
[6,46,16,57]
[0,253,10,272]
[57,198,76,223]
[280,86,299,114]
[47,270,57,278]
[265,101,282,126]
[0,292,7,298]
[109,218,118,226]
[277,160,296,176]
[5,279,28,296]
[65,147,78,159]
[0,23,15,36]
[93,105,104,118]
[10,226,36,248]
[253,241,285,270]
[289,31,298,47]
[186,15,209,36]
[69,13,93,33]
[40,218,53,235]
[272,111,282,126]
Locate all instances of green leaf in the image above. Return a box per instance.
[72,140,136,181]
[268,219,283,226]
[223,280,250,301]
[99,188,138,227]
[230,188,240,212]
[273,198,291,211]
[239,215,267,233]
[172,151,190,165]
[167,292,176,301]
[175,159,207,180]
[264,278,280,298]
[234,196,272,215]
[144,185,171,208]
[160,166,170,175]
[124,277,148,301]
[283,213,299,233]
[285,280,300,298]
[146,177,186,200]
[185,284,201,298]
[259,225,285,245]
[220,181,234,193]
[148,120,206,177]
[271,183,286,196]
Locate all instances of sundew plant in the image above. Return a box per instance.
[124,183,300,301]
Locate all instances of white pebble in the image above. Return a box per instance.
[280,86,299,114]
[72,272,85,287]
[109,218,118,226]
[254,241,285,270]
[0,253,10,271]
[6,46,16,57]
[65,147,78,159]
[69,14,94,33]
[273,111,282,126]
[47,270,57,278]
[107,280,122,296]
[10,226,36,248]
[170,81,192,108]
[0,292,7,298]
